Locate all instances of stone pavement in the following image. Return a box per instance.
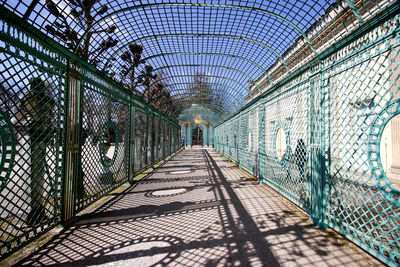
[16,148,382,266]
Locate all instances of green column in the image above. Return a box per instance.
[258,104,265,182]
[187,123,192,147]
[128,105,135,181]
[209,124,213,147]
[62,65,82,224]
[150,113,155,165]
[182,123,187,147]
[309,66,326,228]
[162,119,166,158]
[144,111,149,166]
[204,123,209,147]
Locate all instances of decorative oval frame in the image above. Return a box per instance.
[368,100,400,196]
[99,120,119,168]
[247,131,252,152]
[0,110,16,192]
[273,124,290,166]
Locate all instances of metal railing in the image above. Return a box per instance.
[0,11,180,259]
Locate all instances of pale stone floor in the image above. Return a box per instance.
[16,148,382,266]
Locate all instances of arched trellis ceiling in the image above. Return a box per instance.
[104,34,290,71]
[76,3,319,55]
[147,63,266,102]
[151,74,249,98]
[3,0,369,121]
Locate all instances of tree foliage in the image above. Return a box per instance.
[138,65,157,102]
[45,0,118,68]
[186,72,212,106]
[136,68,178,120]
[185,72,225,109]
[120,43,145,92]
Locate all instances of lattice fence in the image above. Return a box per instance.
[215,12,400,265]
[0,14,180,259]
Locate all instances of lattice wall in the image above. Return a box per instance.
[215,12,400,265]
[0,15,180,259]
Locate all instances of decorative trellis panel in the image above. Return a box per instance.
[262,78,311,212]
[134,109,147,174]
[0,16,180,259]
[322,16,400,264]
[0,19,67,256]
[78,78,130,210]
[214,11,400,267]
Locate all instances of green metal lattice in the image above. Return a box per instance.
[215,6,400,265]
[0,0,399,265]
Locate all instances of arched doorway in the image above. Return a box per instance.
[192,125,203,146]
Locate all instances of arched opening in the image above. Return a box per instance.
[192,125,203,146]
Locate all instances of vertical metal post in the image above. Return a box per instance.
[174,126,177,152]
[144,110,149,166]
[62,64,81,224]
[238,112,242,169]
[310,64,326,228]
[178,126,181,151]
[258,104,265,182]
[185,123,189,147]
[150,113,155,165]
[188,122,192,147]
[166,122,169,155]
[163,119,166,158]
[204,123,208,147]
[175,125,177,151]
[168,124,172,156]
[182,123,186,147]
[128,104,135,181]
[209,123,213,147]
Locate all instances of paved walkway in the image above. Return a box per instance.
[17,149,381,266]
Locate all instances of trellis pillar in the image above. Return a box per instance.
[63,65,82,224]
[182,122,187,147]
[209,123,213,147]
[310,68,326,228]
[258,105,265,182]
[187,122,192,147]
[128,105,136,181]
[204,122,209,147]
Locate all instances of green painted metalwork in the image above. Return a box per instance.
[141,52,275,84]
[0,18,68,256]
[75,3,317,57]
[105,33,290,71]
[163,81,244,113]
[149,63,267,102]
[215,8,400,266]
[0,110,15,192]
[1,0,399,265]
[149,73,249,95]
[128,105,135,181]
[369,99,400,194]
[0,8,180,258]
[1,0,377,122]
[343,0,364,24]
[99,120,119,168]
[150,74,250,116]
